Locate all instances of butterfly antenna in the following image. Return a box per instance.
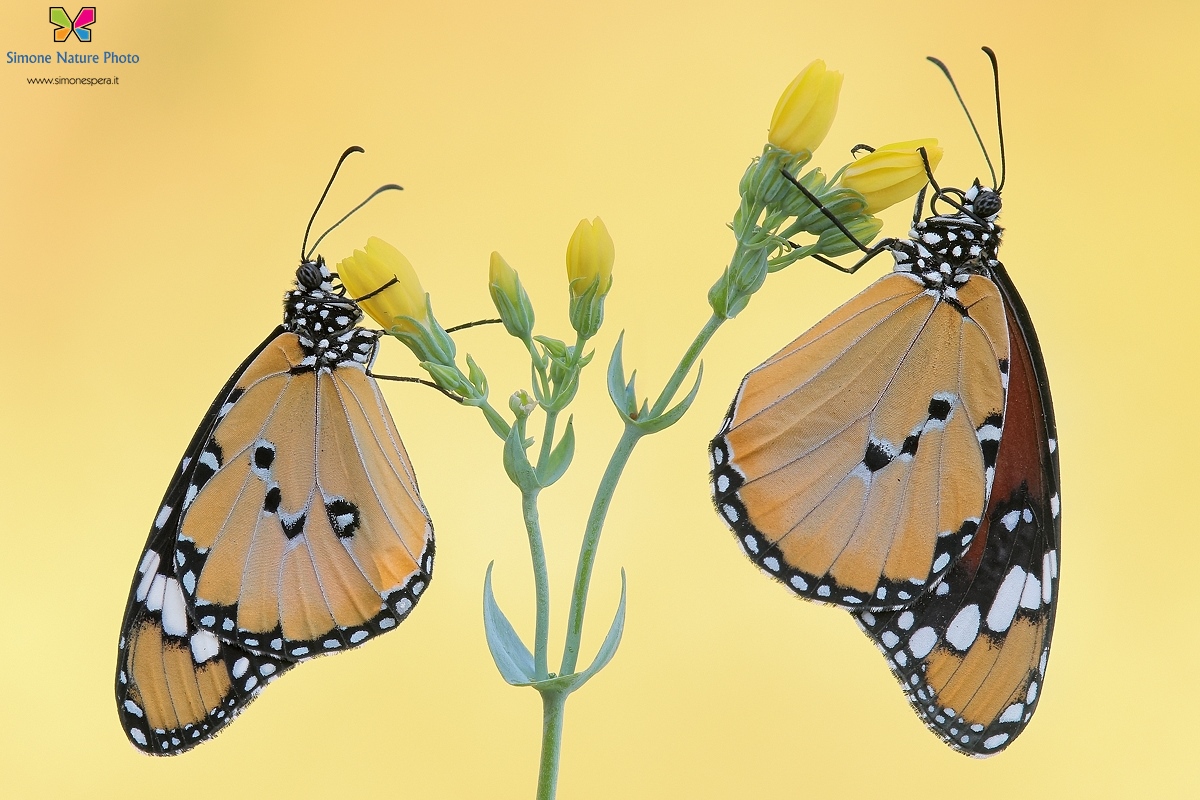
[926,54,998,188]
[301,145,365,262]
[982,46,1007,191]
[304,183,404,261]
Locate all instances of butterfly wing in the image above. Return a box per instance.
[173,332,434,660]
[855,261,1060,756]
[711,272,1009,609]
[116,329,295,755]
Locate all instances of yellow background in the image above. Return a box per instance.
[1,1,1195,796]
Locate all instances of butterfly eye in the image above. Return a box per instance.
[297,261,325,290]
[973,190,1002,218]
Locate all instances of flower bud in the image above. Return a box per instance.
[837,139,943,213]
[565,217,614,298]
[488,251,536,341]
[509,389,537,420]
[566,217,614,338]
[338,237,428,335]
[768,60,843,155]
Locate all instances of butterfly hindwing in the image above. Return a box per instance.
[855,262,1060,756]
[711,272,1009,610]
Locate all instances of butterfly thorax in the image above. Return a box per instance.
[283,261,377,370]
[890,183,1003,300]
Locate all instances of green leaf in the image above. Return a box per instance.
[535,416,575,487]
[569,568,627,690]
[482,563,536,685]
[502,420,538,491]
[633,362,704,434]
[606,333,637,417]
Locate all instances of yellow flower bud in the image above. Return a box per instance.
[337,237,428,333]
[837,139,944,213]
[489,251,520,299]
[768,60,843,154]
[565,217,614,297]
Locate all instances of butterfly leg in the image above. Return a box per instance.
[367,371,466,403]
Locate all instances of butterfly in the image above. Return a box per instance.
[50,7,95,43]
[115,149,434,755]
[709,49,1060,757]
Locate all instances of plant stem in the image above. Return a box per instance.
[559,423,642,675]
[536,689,567,800]
[536,410,559,471]
[649,313,723,416]
[522,489,551,679]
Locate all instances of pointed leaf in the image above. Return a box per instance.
[571,569,628,690]
[502,421,538,491]
[606,332,629,415]
[536,416,575,487]
[482,563,536,685]
[634,363,704,434]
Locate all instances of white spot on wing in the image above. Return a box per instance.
[909,627,938,658]
[945,604,981,651]
[135,554,160,602]
[1020,573,1042,609]
[161,579,189,637]
[154,506,173,530]
[146,575,166,612]
[987,566,1025,633]
[190,630,221,663]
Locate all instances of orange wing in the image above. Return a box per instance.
[174,333,434,659]
[854,261,1061,756]
[711,272,1009,609]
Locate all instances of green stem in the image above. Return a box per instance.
[536,410,559,472]
[559,422,642,675]
[649,314,723,417]
[477,398,512,440]
[522,489,551,679]
[560,313,726,675]
[536,689,567,800]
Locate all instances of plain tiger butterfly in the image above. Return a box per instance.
[115,148,435,755]
[709,49,1060,756]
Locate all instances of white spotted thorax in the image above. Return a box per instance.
[891,182,1004,301]
[284,258,380,370]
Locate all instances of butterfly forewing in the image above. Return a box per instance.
[712,272,1009,609]
[856,264,1060,756]
[116,330,295,755]
[174,333,434,659]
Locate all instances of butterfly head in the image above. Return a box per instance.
[284,256,375,367]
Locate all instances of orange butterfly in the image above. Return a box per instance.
[115,149,433,754]
[710,50,1060,756]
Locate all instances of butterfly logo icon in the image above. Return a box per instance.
[50,7,95,43]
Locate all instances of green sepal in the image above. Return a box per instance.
[488,275,536,341]
[465,353,488,396]
[421,361,473,398]
[535,416,575,488]
[632,362,703,434]
[568,275,607,339]
[387,296,457,366]
[482,563,537,685]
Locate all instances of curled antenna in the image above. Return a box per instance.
[982,46,1007,191]
[926,54,997,188]
[304,183,404,261]
[300,146,365,262]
